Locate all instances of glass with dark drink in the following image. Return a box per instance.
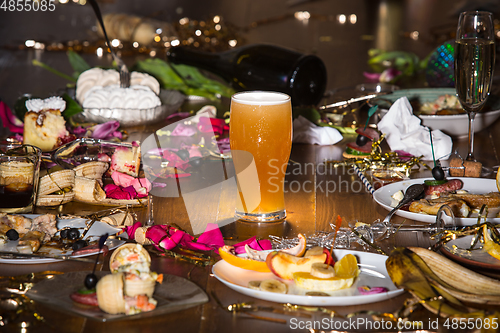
[0,144,41,213]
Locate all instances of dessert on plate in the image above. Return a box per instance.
[23,96,72,152]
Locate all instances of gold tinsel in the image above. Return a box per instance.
[327,134,429,177]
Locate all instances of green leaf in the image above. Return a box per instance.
[61,93,82,119]
[32,59,76,82]
[364,105,378,129]
[171,63,234,98]
[134,58,234,101]
[14,95,31,120]
[135,58,187,91]
[292,106,321,123]
[67,50,91,78]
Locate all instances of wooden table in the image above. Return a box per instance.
[2,111,499,333]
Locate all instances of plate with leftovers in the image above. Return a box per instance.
[441,235,500,272]
[26,271,208,321]
[373,178,500,225]
[374,88,500,137]
[212,249,404,306]
[0,214,126,264]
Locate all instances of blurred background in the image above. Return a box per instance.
[1,0,500,110]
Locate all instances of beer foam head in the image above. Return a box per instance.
[232,91,290,105]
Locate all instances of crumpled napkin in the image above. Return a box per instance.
[293,116,343,145]
[377,97,452,160]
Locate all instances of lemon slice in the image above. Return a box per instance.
[483,225,500,260]
[497,166,500,192]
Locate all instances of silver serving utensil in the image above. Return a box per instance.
[382,183,425,225]
[87,0,130,88]
[0,251,100,263]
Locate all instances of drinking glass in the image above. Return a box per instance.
[229,91,292,222]
[455,11,496,161]
[0,144,41,213]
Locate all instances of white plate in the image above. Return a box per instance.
[373,177,500,225]
[0,215,126,264]
[441,235,500,271]
[212,249,404,306]
[375,88,500,138]
[26,271,208,322]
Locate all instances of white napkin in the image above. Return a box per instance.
[377,97,452,160]
[292,116,343,145]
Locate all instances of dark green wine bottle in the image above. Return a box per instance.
[167,44,327,106]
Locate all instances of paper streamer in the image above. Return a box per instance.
[353,165,374,195]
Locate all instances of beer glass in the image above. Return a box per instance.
[230,91,292,222]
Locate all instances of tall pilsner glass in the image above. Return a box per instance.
[230,91,292,222]
[455,11,495,161]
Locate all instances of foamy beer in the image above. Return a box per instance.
[230,91,292,222]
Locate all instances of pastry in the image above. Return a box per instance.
[23,97,71,152]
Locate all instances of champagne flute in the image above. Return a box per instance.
[455,11,496,161]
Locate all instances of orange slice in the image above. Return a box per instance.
[280,233,307,257]
[334,254,360,278]
[483,225,500,261]
[219,245,270,272]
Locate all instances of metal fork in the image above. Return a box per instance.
[88,0,130,88]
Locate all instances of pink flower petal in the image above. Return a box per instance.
[197,117,227,135]
[123,221,142,239]
[166,112,191,120]
[111,171,135,187]
[131,177,152,193]
[92,121,120,139]
[234,236,272,254]
[122,185,137,198]
[358,286,389,295]
[0,101,23,134]
[171,123,197,136]
[363,72,381,82]
[72,126,86,136]
[104,184,133,200]
[196,223,224,252]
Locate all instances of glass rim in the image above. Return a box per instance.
[0,143,42,155]
[459,10,494,17]
[231,91,291,106]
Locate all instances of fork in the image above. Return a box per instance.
[88,0,130,88]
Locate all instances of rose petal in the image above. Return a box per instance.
[104,184,133,200]
[234,236,272,254]
[111,171,135,187]
[196,223,224,252]
[123,221,142,239]
[122,185,137,198]
[0,101,24,134]
[357,286,389,295]
[92,121,120,139]
[363,72,382,82]
[171,123,197,136]
[197,117,227,135]
[166,112,192,120]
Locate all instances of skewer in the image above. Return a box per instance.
[318,92,389,110]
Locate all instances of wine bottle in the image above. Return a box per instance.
[167,44,327,106]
